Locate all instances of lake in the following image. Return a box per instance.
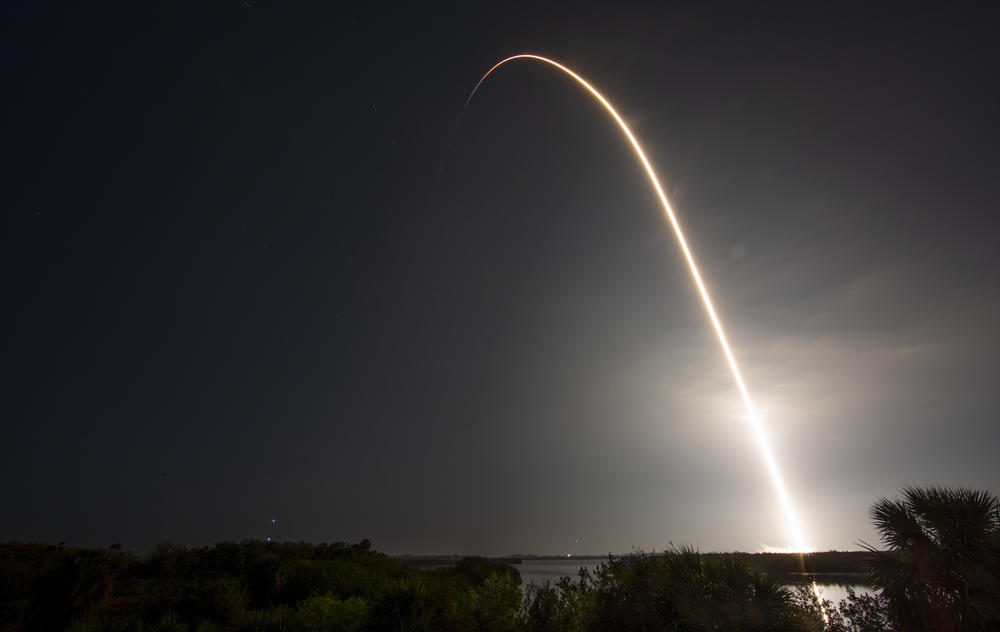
[516,558,605,587]
[513,558,871,605]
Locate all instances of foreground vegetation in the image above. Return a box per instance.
[1,487,997,631]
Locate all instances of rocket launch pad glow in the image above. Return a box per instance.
[463,54,809,551]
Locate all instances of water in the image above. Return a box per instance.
[513,559,871,605]
[516,558,606,587]
[810,582,872,606]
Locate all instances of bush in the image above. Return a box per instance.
[289,593,368,632]
[370,577,430,632]
[472,572,521,632]
[240,605,293,632]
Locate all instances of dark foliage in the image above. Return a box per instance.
[0,540,523,632]
[6,488,995,632]
[582,548,815,632]
[864,487,1000,632]
[0,540,822,632]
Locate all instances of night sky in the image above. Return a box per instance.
[5,3,999,555]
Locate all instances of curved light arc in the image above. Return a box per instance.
[467,54,808,551]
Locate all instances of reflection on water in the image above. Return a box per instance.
[514,559,872,605]
[516,559,606,587]
[809,581,872,606]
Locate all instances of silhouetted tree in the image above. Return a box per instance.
[865,486,1000,631]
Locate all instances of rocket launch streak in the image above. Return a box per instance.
[463,54,809,551]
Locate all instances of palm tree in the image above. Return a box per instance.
[864,486,1000,631]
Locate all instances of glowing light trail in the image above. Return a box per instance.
[463,54,809,551]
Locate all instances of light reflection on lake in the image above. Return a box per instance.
[809,581,873,606]
[513,559,872,605]
[516,559,606,587]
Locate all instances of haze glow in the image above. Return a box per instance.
[467,54,809,551]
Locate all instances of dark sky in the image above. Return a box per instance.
[4,3,999,555]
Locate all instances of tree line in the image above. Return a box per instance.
[1,486,997,631]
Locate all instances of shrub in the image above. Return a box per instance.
[289,593,368,632]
